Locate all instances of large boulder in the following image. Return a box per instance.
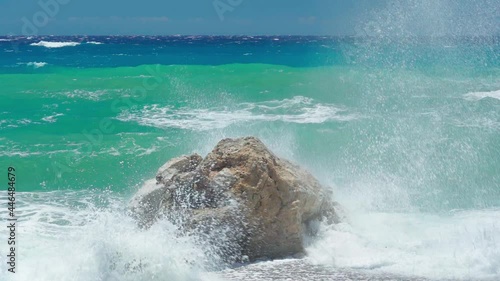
[129,137,338,261]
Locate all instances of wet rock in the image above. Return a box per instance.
[129,137,339,261]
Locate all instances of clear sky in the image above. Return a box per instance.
[0,0,498,36]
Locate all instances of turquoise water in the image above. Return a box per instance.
[1,45,498,209]
[0,34,499,280]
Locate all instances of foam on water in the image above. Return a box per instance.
[30,41,81,48]
[307,209,500,280]
[17,62,48,68]
[49,89,121,101]
[0,7,498,278]
[0,118,37,130]
[41,113,64,123]
[464,90,500,101]
[0,191,222,281]
[116,96,358,131]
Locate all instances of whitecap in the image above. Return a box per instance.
[116,96,359,131]
[41,113,64,123]
[27,61,48,68]
[30,41,81,48]
[0,118,36,129]
[86,41,104,45]
[463,90,500,101]
[0,151,42,157]
[307,209,500,280]
[0,191,221,281]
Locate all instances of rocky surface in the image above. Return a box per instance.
[130,137,339,261]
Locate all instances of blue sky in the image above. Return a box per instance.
[0,0,497,36]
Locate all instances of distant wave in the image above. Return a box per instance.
[30,41,81,48]
[117,96,359,131]
[464,90,500,101]
[27,62,48,68]
[0,39,13,42]
[86,41,103,45]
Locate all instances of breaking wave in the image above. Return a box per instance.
[116,96,359,131]
[30,41,81,48]
[27,62,48,68]
[464,90,500,101]
[0,191,221,281]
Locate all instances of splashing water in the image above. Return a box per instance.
[0,1,499,279]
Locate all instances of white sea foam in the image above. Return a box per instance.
[27,61,48,68]
[0,150,43,157]
[307,209,500,280]
[51,89,118,101]
[0,118,36,129]
[41,113,64,123]
[464,90,500,101]
[117,96,359,131]
[30,41,81,48]
[0,147,79,158]
[7,191,497,280]
[86,41,104,45]
[0,191,222,281]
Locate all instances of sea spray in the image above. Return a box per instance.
[0,31,498,280]
[0,191,223,281]
[303,0,500,279]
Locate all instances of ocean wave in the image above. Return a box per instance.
[308,209,500,280]
[0,118,37,129]
[27,61,48,68]
[30,41,81,48]
[41,113,64,123]
[0,191,221,281]
[117,96,359,131]
[464,90,500,101]
[86,41,104,45]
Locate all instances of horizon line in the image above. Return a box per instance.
[1,34,499,38]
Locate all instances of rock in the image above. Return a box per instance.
[156,154,203,184]
[129,137,338,262]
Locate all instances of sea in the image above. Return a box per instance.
[0,25,499,281]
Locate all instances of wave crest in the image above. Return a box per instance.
[464,90,500,101]
[117,96,359,130]
[27,61,48,68]
[31,41,81,48]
